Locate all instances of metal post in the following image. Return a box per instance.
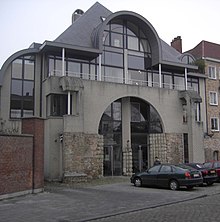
[138,145,142,172]
[185,67,188,90]
[68,91,71,115]
[110,146,114,176]
[159,63,162,88]
[98,54,102,81]
[62,48,65,76]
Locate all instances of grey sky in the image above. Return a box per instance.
[0,0,220,68]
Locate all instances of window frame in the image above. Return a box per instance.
[10,56,35,119]
[209,91,218,105]
[210,117,219,131]
[208,65,217,79]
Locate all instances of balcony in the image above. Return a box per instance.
[49,70,188,91]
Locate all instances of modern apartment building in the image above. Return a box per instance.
[188,41,220,162]
[0,2,207,181]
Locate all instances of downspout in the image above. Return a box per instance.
[98,54,102,81]
[159,64,162,88]
[185,68,188,90]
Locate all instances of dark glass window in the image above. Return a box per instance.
[184,133,189,163]
[12,59,22,79]
[163,74,172,89]
[10,56,35,118]
[111,33,123,48]
[128,36,139,51]
[50,94,72,116]
[103,51,123,67]
[174,75,185,90]
[187,77,199,92]
[128,55,145,70]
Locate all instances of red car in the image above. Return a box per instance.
[203,161,220,182]
[182,163,217,185]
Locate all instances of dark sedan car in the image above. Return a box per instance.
[180,163,217,186]
[130,164,203,190]
[203,161,220,182]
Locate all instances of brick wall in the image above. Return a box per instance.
[0,117,44,198]
[0,134,33,196]
[22,118,44,189]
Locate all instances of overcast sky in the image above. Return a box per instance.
[1,0,220,68]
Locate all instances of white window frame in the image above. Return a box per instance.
[208,65,216,79]
[195,103,201,122]
[211,117,219,131]
[209,91,218,105]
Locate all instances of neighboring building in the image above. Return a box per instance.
[0,2,206,181]
[187,41,220,162]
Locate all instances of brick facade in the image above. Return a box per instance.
[22,118,44,190]
[0,134,33,196]
[0,117,44,199]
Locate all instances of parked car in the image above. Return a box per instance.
[130,164,203,190]
[180,163,217,186]
[203,161,220,182]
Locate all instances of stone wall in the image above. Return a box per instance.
[63,132,103,181]
[204,136,220,161]
[149,133,184,165]
[165,133,184,164]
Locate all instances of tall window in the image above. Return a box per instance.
[209,91,218,105]
[211,117,219,131]
[11,56,35,118]
[183,133,189,163]
[102,19,151,84]
[208,66,216,79]
[48,56,98,80]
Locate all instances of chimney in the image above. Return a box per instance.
[72,9,84,23]
[171,36,182,53]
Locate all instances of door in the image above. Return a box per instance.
[131,134,149,173]
[103,145,122,176]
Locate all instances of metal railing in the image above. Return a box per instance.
[48,70,187,91]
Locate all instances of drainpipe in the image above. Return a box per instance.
[159,64,162,88]
[68,91,71,115]
[62,48,65,76]
[185,68,188,90]
[98,54,102,81]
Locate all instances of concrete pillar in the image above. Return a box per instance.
[122,97,132,175]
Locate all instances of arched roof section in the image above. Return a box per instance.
[178,52,196,64]
[0,48,39,86]
[92,11,162,66]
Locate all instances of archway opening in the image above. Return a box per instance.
[98,97,163,176]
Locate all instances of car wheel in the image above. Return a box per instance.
[169,180,179,191]
[206,181,214,186]
[186,185,194,190]
[134,177,142,187]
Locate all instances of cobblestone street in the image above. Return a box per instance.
[0,178,220,222]
[94,192,220,222]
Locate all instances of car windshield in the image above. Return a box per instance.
[203,162,212,168]
[176,165,194,171]
[214,162,220,168]
[195,164,203,169]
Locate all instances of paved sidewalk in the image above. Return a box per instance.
[0,177,220,222]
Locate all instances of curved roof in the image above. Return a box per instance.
[0,48,39,86]
[92,10,162,66]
